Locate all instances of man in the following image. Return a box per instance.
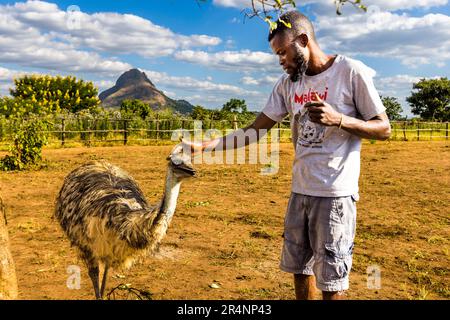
[184,10,391,300]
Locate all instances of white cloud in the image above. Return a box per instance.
[3,1,221,57]
[137,68,271,109]
[143,69,261,96]
[174,50,278,72]
[316,11,450,67]
[0,0,221,75]
[225,39,236,49]
[0,37,132,74]
[376,74,421,92]
[373,74,441,116]
[241,76,259,85]
[162,90,176,97]
[213,0,250,8]
[297,0,449,15]
[230,17,241,24]
[375,74,421,104]
[94,80,116,91]
[0,67,24,82]
[363,0,448,11]
[0,3,133,75]
[241,75,279,86]
[0,83,11,95]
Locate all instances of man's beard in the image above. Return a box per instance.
[290,43,309,82]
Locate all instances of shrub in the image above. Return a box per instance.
[0,117,48,171]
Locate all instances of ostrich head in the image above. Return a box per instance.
[167,144,196,180]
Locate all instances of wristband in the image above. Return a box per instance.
[338,113,344,129]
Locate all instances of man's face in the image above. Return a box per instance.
[270,33,309,82]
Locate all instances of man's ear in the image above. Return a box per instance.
[295,34,309,47]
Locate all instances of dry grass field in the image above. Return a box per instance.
[0,140,448,300]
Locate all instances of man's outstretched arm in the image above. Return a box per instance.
[184,112,278,153]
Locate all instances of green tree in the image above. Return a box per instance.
[0,97,19,118]
[120,99,154,119]
[191,105,226,121]
[381,96,403,121]
[191,105,210,120]
[406,78,450,121]
[221,99,248,114]
[2,75,100,117]
[220,98,255,123]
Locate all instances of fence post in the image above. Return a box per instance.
[430,123,433,141]
[88,119,93,146]
[123,119,128,145]
[61,118,66,147]
[403,121,407,141]
[417,122,420,141]
[233,115,238,131]
[156,114,160,141]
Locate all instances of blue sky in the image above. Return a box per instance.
[0,0,449,117]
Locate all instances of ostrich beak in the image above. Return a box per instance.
[177,163,197,177]
[168,160,196,177]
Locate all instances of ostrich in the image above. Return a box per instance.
[54,144,195,299]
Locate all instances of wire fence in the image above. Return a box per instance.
[0,117,448,148]
[389,121,449,141]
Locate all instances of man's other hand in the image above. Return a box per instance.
[305,93,342,127]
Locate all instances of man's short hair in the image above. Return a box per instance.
[268,10,316,42]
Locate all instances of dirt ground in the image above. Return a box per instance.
[0,141,448,300]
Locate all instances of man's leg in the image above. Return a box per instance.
[307,195,357,300]
[322,290,346,300]
[294,274,317,300]
[279,193,315,300]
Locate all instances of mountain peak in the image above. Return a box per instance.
[116,68,154,87]
[99,68,194,114]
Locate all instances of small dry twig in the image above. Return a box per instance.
[106,283,153,300]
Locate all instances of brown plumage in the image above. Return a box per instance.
[54,145,195,299]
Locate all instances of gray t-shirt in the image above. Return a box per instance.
[262,55,385,197]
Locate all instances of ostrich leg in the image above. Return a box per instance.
[87,263,101,300]
[100,264,109,299]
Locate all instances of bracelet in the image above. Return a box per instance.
[338,113,344,129]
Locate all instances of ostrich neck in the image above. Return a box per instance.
[160,168,181,223]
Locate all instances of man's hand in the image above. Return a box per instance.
[304,92,391,140]
[181,138,219,154]
[305,93,342,127]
